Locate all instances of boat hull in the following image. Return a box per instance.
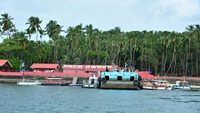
[99,81,141,89]
[17,81,42,85]
[172,86,191,90]
[143,86,171,90]
[82,84,97,88]
[41,83,70,86]
[69,84,82,86]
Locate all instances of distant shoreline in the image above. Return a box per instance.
[1,75,200,86]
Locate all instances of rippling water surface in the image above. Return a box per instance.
[0,84,200,113]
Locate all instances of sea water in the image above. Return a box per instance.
[0,84,200,113]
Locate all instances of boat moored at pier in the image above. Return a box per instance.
[98,71,143,89]
[82,74,98,88]
[143,80,172,90]
[172,81,191,90]
[41,77,70,86]
[17,80,42,85]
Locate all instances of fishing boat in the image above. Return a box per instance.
[17,75,42,85]
[82,74,98,88]
[172,81,191,90]
[41,77,70,86]
[143,80,172,90]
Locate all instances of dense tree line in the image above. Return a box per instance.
[0,13,200,77]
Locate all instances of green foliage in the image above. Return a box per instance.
[1,13,200,76]
[9,58,20,71]
[0,13,15,37]
[88,50,98,59]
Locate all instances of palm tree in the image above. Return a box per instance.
[166,32,178,75]
[12,32,29,59]
[194,24,200,77]
[0,13,15,38]
[26,16,42,41]
[65,24,86,64]
[45,20,62,40]
[45,20,62,62]
[184,26,195,76]
[12,32,28,49]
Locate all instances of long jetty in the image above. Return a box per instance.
[0,72,200,85]
[0,72,92,84]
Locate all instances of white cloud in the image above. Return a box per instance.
[0,0,200,33]
[160,0,200,18]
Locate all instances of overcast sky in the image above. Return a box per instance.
[1,0,200,32]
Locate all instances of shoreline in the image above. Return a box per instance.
[157,76,200,86]
[1,76,200,89]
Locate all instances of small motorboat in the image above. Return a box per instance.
[172,81,191,90]
[17,80,42,85]
[143,80,172,90]
[82,74,98,88]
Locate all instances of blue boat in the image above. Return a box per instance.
[172,81,191,90]
[98,71,143,89]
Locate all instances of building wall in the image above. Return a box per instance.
[0,63,11,72]
[33,68,58,72]
[62,65,118,73]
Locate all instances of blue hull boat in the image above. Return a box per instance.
[172,81,191,90]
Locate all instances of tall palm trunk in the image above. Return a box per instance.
[161,48,165,76]
[196,49,199,77]
[166,45,175,74]
[185,38,191,76]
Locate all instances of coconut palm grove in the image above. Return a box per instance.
[0,13,200,77]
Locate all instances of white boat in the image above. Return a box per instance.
[172,81,191,90]
[82,75,98,88]
[17,80,42,85]
[143,80,172,90]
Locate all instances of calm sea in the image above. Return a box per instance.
[0,84,200,113]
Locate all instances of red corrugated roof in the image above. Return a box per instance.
[138,71,156,79]
[0,60,12,67]
[31,63,58,69]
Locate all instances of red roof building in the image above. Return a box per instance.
[137,71,156,79]
[0,60,12,72]
[62,64,118,77]
[62,65,118,73]
[31,63,59,72]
